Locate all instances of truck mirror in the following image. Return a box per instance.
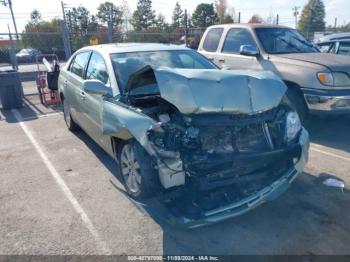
[240,45,260,57]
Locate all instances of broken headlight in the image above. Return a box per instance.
[285,111,301,143]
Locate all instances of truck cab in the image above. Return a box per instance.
[198,24,350,119]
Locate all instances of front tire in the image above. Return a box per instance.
[117,140,159,200]
[63,98,79,131]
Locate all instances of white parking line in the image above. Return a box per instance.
[11,109,111,255]
[311,144,350,163]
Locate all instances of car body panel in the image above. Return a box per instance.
[153,67,287,115]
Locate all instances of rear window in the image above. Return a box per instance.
[203,28,224,52]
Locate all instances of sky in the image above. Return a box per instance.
[0,0,348,34]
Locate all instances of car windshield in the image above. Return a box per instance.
[255,28,318,54]
[110,50,217,92]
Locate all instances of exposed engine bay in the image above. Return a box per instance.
[123,92,302,219]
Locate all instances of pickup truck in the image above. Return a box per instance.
[198,24,350,119]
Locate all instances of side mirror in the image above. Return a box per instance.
[240,45,260,57]
[82,80,110,95]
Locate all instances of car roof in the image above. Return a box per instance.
[206,23,291,30]
[318,33,350,43]
[77,43,189,54]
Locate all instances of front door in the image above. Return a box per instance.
[218,28,263,71]
[80,51,111,147]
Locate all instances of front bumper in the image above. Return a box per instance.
[303,88,350,113]
[170,128,310,228]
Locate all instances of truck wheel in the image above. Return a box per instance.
[285,88,308,122]
[117,140,159,200]
[63,98,79,131]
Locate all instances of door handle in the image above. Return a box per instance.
[218,59,225,63]
[80,91,86,100]
[208,57,214,61]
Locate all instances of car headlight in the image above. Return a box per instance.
[285,111,301,142]
[317,72,350,86]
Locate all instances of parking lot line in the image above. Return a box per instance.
[11,109,111,255]
[311,144,350,163]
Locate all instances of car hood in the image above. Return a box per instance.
[152,68,287,115]
[273,52,350,73]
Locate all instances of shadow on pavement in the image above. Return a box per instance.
[305,114,350,153]
[72,128,350,255]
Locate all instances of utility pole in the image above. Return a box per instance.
[334,17,337,32]
[238,12,241,23]
[184,9,188,47]
[108,5,113,43]
[276,14,279,25]
[1,0,19,40]
[292,6,300,29]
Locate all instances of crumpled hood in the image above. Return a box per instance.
[274,53,350,73]
[153,68,287,115]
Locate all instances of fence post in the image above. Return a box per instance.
[7,25,17,70]
[108,21,113,43]
[60,20,71,60]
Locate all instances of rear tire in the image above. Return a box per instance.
[285,87,308,122]
[117,140,159,200]
[63,98,79,131]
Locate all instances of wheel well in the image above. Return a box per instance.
[59,92,64,101]
[283,81,307,103]
[111,137,123,157]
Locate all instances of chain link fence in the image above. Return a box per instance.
[0,24,206,70]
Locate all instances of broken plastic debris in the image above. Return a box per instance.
[323,178,345,192]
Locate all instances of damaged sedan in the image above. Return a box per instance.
[58,43,309,227]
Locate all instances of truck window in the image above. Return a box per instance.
[222,28,256,53]
[203,28,224,52]
[338,42,350,56]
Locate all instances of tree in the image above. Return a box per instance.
[172,2,184,28]
[156,13,168,30]
[22,19,63,53]
[30,9,42,25]
[131,0,156,31]
[298,0,325,34]
[248,14,264,24]
[97,2,123,30]
[192,3,218,28]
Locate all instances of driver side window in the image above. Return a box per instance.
[86,52,109,84]
[222,28,256,53]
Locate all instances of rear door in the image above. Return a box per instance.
[66,51,91,125]
[81,51,111,146]
[218,28,262,70]
[198,27,224,64]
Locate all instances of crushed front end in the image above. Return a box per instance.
[146,104,309,228]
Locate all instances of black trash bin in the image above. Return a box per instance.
[0,70,23,110]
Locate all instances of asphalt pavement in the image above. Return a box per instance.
[1,81,350,256]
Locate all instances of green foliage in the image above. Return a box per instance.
[298,0,326,34]
[22,19,63,52]
[221,14,233,24]
[172,2,184,28]
[131,0,156,31]
[191,3,218,28]
[96,2,123,29]
[30,9,42,25]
